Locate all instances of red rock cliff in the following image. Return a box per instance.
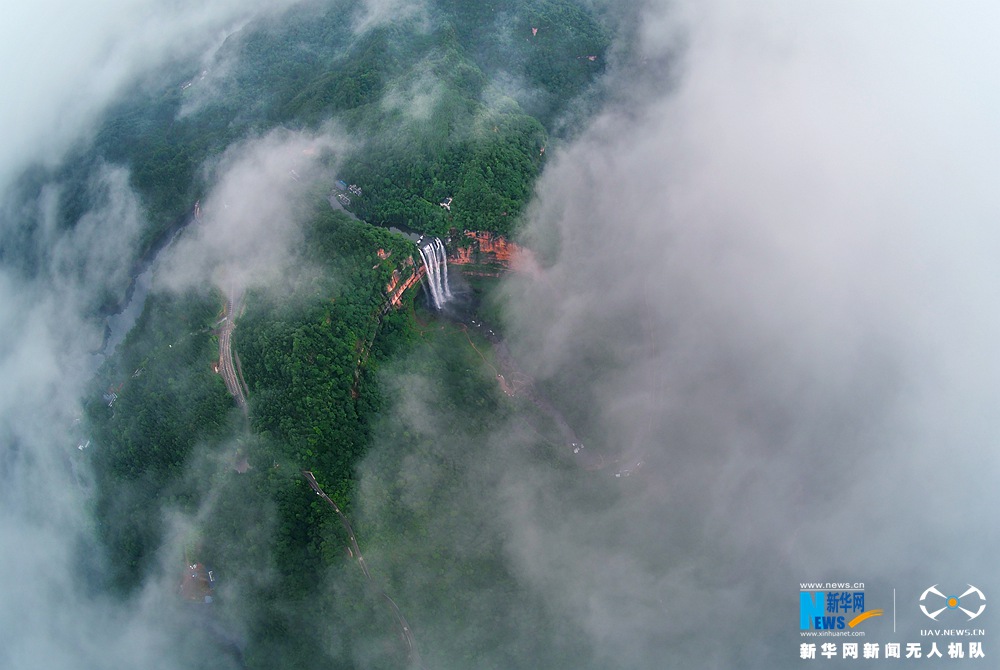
[383,232,543,309]
[450,231,542,278]
[385,264,424,308]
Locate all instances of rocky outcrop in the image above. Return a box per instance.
[450,231,542,278]
[381,231,540,309]
[451,231,515,268]
[385,264,424,308]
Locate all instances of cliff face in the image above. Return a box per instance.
[450,231,542,278]
[383,231,541,309]
[385,264,424,308]
[465,231,517,263]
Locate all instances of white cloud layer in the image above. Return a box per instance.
[3,0,999,667]
[0,3,302,668]
[157,127,349,296]
[342,2,1000,667]
[0,0,299,193]
[352,0,429,35]
[491,1,1000,665]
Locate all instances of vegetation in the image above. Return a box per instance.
[235,207,418,503]
[47,0,608,260]
[84,205,422,665]
[77,1,611,667]
[86,289,234,589]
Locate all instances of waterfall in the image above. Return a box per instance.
[417,236,451,309]
[436,237,453,300]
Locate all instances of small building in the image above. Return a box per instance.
[334,180,348,191]
[180,562,216,604]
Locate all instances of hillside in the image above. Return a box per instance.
[77,2,611,668]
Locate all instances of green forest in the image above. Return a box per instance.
[59,0,609,258]
[84,202,593,667]
[85,207,422,666]
[78,1,610,668]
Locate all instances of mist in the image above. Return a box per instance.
[0,3,306,669]
[351,1,1000,667]
[157,127,349,296]
[354,0,429,34]
[2,0,998,668]
[504,1,1000,665]
[0,0,301,193]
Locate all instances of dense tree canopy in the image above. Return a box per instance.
[79,1,609,666]
[61,0,608,257]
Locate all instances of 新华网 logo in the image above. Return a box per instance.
[800,590,884,630]
[919,584,986,621]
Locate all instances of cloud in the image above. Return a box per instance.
[381,63,447,124]
[0,0,300,195]
[157,126,350,296]
[352,0,429,35]
[352,1,1000,667]
[0,4,310,668]
[503,0,1000,663]
[175,19,257,120]
[0,182,241,668]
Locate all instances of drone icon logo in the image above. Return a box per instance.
[919,584,986,621]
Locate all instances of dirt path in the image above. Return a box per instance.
[217,287,247,413]
[214,285,420,664]
[302,471,423,668]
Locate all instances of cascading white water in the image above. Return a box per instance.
[436,237,453,300]
[417,236,451,309]
[417,242,437,308]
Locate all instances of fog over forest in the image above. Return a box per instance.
[1,1,998,669]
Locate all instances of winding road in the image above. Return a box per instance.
[456,315,608,471]
[217,285,247,412]
[214,284,420,666]
[302,471,422,668]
